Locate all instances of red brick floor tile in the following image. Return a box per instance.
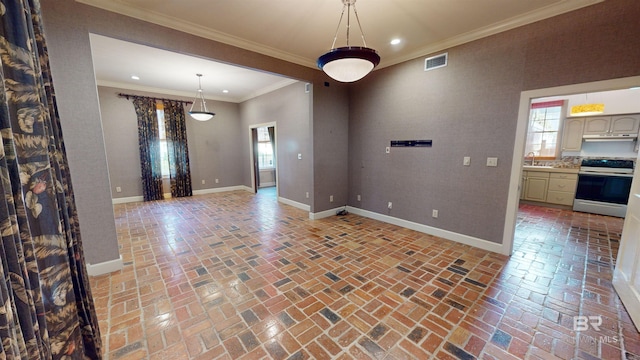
[93,194,639,359]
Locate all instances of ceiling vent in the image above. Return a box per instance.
[424,53,448,71]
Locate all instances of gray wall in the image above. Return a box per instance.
[40,0,348,266]
[98,86,244,198]
[240,82,312,205]
[348,0,640,243]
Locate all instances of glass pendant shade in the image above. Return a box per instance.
[318,46,380,82]
[570,103,604,116]
[317,0,380,82]
[189,74,215,121]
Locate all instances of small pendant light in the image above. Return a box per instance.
[189,74,215,121]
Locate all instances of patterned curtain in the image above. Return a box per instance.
[162,100,192,198]
[0,0,102,358]
[132,98,163,201]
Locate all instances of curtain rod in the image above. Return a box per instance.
[117,93,192,105]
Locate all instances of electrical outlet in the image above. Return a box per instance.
[388,201,392,210]
[115,186,122,193]
[357,195,361,201]
[329,195,334,202]
[298,153,302,160]
[306,192,309,198]
[486,157,498,167]
[385,146,390,154]
[201,179,205,185]
[215,178,219,184]
[463,157,471,166]
[432,209,439,218]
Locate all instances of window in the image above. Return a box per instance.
[525,100,565,159]
[156,103,170,177]
[257,127,274,168]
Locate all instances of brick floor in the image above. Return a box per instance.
[90,190,640,359]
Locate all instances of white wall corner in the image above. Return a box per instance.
[86,255,123,276]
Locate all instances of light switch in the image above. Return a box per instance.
[463,157,471,166]
[385,147,390,154]
[486,157,498,167]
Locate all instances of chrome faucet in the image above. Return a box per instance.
[525,152,536,166]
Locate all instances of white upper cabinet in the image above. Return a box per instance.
[610,115,640,135]
[583,114,640,136]
[561,117,585,151]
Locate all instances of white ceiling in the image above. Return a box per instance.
[83,0,603,103]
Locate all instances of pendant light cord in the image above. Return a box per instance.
[328,0,368,49]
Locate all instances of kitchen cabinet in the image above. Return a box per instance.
[561,117,584,151]
[582,115,640,136]
[522,171,549,202]
[546,172,578,206]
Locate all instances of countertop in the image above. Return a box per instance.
[522,166,580,174]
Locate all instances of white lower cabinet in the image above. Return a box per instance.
[521,170,578,205]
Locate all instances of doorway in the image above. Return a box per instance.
[503,76,640,255]
[250,123,277,197]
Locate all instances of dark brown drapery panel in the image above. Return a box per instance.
[0,0,102,358]
[132,97,164,201]
[162,100,192,198]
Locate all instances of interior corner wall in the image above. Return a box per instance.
[347,0,640,244]
[239,82,312,205]
[312,82,350,213]
[98,86,243,199]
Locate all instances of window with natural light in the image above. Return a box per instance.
[156,103,170,177]
[257,127,274,168]
[525,100,565,159]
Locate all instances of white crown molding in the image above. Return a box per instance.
[78,0,602,71]
[76,0,315,68]
[97,78,297,103]
[381,0,604,68]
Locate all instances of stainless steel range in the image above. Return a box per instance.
[573,159,635,218]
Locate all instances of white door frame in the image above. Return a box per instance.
[249,122,278,195]
[503,75,640,255]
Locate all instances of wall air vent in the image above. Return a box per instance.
[424,53,448,71]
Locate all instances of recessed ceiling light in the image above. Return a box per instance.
[390,39,401,45]
[131,75,140,80]
[630,86,640,90]
[222,90,229,93]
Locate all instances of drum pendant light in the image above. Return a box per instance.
[317,0,380,83]
[189,74,215,121]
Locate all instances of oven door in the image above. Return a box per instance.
[575,172,633,204]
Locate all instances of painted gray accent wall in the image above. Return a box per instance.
[348,0,640,243]
[98,86,244,198]
[312,82,350,212]
[240,82,312,205]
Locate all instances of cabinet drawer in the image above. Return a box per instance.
[546,191,574,206]
[548,178,577,192]
[549,172,578,180]
[527,171,549,178]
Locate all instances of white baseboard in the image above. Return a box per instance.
[278,197,310,212]
[112,196,144,204]
[192,185,254,196]
[346,206,504,254]
[86,255,123,276]
[113,186,253,204]
[259,182,276,187]
[310,206,345,220]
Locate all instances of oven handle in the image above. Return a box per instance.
[578,171,634,178]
